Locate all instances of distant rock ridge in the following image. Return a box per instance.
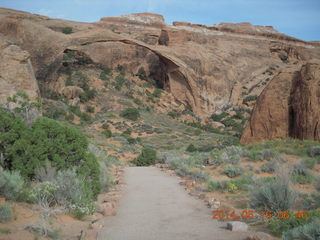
[100,13,165,27]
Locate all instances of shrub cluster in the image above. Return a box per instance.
[249,171,296,214]
[134,147,157,166]
[120,107,140,121]
[222,165,243,178]
[0,167,24,200]
[0,110,101,198]
[0,204,13,222]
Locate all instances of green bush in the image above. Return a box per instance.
[314,176,320,191]
[80,112,92,122]
[303,157,317,169]
[135,147,157,166]
[186,144,197,152]
[152,88,162,98]
[30,181,58,204]
[207,180,235,192]
[53,169,95,218]
[283,220,320,240]
[292,165,313,184]
[62,26,73,34]
[0,167,24,200]
[249,173,296,214]
[243,95,258,103]
[168,110,181,119]
[210,112,228,122]
[102,123,109,130]
[133,98,143,105]
[86,106,95,113]
[222,165,243,178]
[261,160,278,173]
[120,108,140,121]
[114,74,126,90]
[309,146,320,157]
[137,67,147,80]
[102,129,112,138]
[0,114,101,198]
[0,204,13,222]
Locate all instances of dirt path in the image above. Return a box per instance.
[99,167,252,240]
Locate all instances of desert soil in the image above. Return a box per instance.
[99,167,253,240]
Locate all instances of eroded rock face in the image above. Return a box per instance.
[0,8,320,135]
[289,60,320,141]
[241,61,320,144]
[0,44,40,105]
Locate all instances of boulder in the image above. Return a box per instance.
[100,202,116,216]
[226,221,248,232]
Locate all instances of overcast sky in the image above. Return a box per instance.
[1,0,320,41]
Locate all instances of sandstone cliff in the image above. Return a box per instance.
[1,8,320,142]
[241,60,320,143]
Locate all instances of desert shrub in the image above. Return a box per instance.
[34,161,57,182]
[102,123,109,130]
[283,220,320,240]
[249,171,296,214]
[261,149,278,160]
[247,150,264,161]
[100,67,111,81]
[53,169,95,216]
[226,182,238,193]
[80,112,92,122]
[230,175,254,191]
[43,89,63,101]
[102,129,112,138]
[120,107,140,121]
[175,164,208,181]
[207,180,232,192]
[2,117,101,197]
[292,164,313,184]
[133,98,143,105]
[261,160,278,173]
[79,89,97,103]
[30,181,58,205]
[186,144,197,152]
[222,165,243,178]
[62,26,73,34]
[302,157,316,169]
[243,95,258,103]
[136,67,147,80]
[0,204,13,222]
[152,88,162,98]
[314,176,320,191]
[210,112,228,122]
[43,107,67,120]
[168,110,181,119]
[86,106,95,113]
[219,146,247,164]
[114,74,126,90]
[135,147,157,166]
[0,110,28,169]
[69,105,82,116]
[309,146,320,157]
[0,167,24,200]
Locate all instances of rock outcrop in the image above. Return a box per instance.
[0,44,40,105]
[0,7,320,142]
[241,60,320,144]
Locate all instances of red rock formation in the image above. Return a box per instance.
[241,61,320,144]
[1,8,320,130]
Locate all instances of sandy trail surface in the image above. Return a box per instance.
[99,167,252,240]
